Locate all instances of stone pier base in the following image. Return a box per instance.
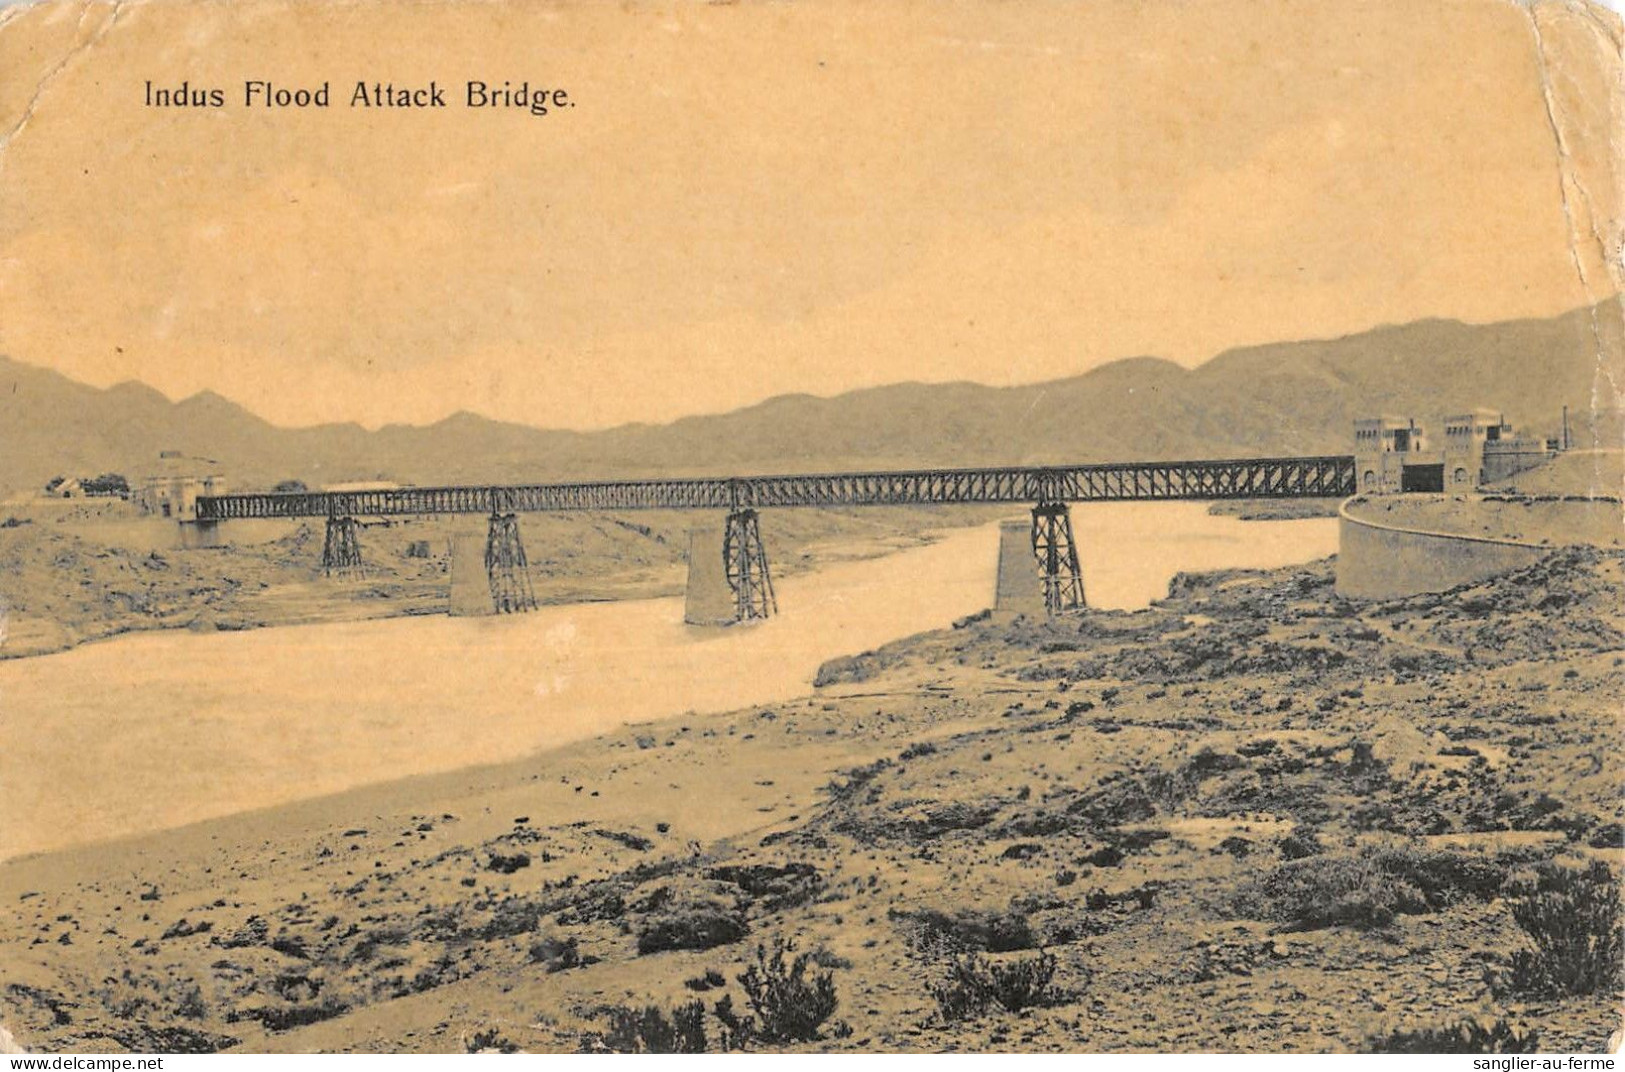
[683,524,737,626]
[176,520,224,549]
[448,532,495,616]
[992,519,1045,619]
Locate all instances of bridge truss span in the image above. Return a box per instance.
[195,455,1356,521]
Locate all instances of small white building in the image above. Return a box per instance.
[135,473,226,519]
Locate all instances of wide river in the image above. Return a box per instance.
[0,505,1336,861]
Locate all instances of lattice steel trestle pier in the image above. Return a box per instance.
[198,455,1355,621]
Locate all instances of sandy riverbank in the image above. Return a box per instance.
[0,505,1000,659]
[1,543,1619,1053]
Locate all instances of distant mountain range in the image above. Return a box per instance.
[4,301,1620,497]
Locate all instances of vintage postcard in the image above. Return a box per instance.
[0,0,1621,1057]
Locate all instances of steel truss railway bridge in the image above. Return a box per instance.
[194,455,1356,622]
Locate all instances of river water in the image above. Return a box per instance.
[0,505,1336,861]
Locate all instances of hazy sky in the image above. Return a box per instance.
[0,0,1618,429]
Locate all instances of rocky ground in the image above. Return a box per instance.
[0,504,993,658]
[1205,498,1342,521]
[0,543,1620,1054]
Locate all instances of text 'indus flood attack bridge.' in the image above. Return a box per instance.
[194,454,1357,623]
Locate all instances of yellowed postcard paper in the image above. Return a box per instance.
[0,0,1621,1054]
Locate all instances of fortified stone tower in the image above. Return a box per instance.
[1441,409,1504,489]
[1442,409,1553,489]
[1353,416,1428,495]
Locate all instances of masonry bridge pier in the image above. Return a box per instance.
[194,455,1357,623]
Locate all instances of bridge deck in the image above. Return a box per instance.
[195,456,1357,521]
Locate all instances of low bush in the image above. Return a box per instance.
[1380,845,1508,904]
[1363,1017,1539,1054]
[527,935,580,973]
[1238,844,1509,931]
[896,907,1037,953]
[1242,854,1407,930]
[476,898,544,940]
[94,970,208,1023]
[736,938,840,1044]
[465,1028,520,1054]
[597,1001,707,1054]
[636,906,749,955]
[1276,828,1324,860]
[485,851,530,874]
[249,997,350,1032]
[1501,860,1622,997]
[554,885,626,925]
[684,968,727,992]
[930,951,1063,1021]
[706,863,823,912]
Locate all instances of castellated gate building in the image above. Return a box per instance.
[1353,408,1554,495]
[133,452,228,520]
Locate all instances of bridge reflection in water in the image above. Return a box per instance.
[193,456,1357,622]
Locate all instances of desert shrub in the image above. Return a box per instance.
[736,938,839,1044]
[160,918,212,940]
[930,951,1062,1021]
[1240,853,1401,929]
[632,886,674,913]
[822,759,891,802]
[94,971,156,1020]
[1276,827,1324,860]
[809,947,853,970]
[251,997,349,1032]
[485,851,530,874]
[94,969,207,1022]
[712,994,751,1051]
[465,1027,520,1053]
[82,472,129,496]
[216,915,270,949]
[554,884,626,925]
[407,954,461,994]
[1587,822,1623,849]
[1238,844,1508,931]
[1501,860,1622,997]
[930,960,991,1023]
[477,898,544,940]
[1377,844,1509,904]
[590,827,653,851]
[598,1001,707,1054]
[706,862,823,912]
[527,935,581,973]
[684,968,727,992]
[121,1023,238,1055]
[268,934,308,959]
[896,907,1037,953]
[1065,774,1159,825]
[912,801,1001,836]
[1084,845,1125,868]
[636,906,749,955]
[1363,1017,1539,1054]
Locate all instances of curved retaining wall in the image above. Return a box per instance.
[1335,498,1547,600]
